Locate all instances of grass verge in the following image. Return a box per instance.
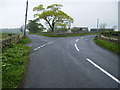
[2,37,31,88]
[32,32,98,37]
[94,36,120,55]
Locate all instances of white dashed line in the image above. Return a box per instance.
[34,41,54,51]
[48,41,54,44]
[76,39,79,42]
[40,44,45,47]
[75,43,80,51]
[34,47,41,51]
[86,58,120,84]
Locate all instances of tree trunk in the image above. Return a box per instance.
[51,28,54,32]
[51,23,55,32]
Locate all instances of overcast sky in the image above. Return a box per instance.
[0,0,119,30]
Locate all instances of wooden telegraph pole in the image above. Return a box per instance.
[97,18,99,32]
[24,0,28,37]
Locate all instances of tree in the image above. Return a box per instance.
[71,27,80,33]
[113,25,117,31]
[19,25,25,33]
[33,4,74,32]
[27,20,44,33]
[99,23,107,29]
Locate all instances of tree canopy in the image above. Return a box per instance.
[33,4,74,32]
[27,20,44,33]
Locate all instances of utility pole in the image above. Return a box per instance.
[97,18,99,32]
[24,0,28,37]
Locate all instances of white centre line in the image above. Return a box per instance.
[76,39,79,42]
[75,43,80,51]
[40,44,46,47]
[34,47,41,51]
[34,41,54,51]
[86,58,120,84]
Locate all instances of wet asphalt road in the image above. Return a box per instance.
[23,34,119,88]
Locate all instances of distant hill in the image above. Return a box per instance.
[0,28,22,33]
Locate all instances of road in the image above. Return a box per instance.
[23,34,119,88]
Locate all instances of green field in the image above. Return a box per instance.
[0,33,22,39]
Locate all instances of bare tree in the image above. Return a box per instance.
[113,25,117,31]
[99,23,107,29]
[19,25,25,32]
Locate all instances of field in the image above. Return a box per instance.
[0,33,22,39]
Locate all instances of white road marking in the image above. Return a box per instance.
[81,37,83,39]
[40,44,45,47]
[75,43,80,51]
[86,58,120,84]
[34,47,41,51]
[76,39,79,42]
[48,41,54,44]
[34,41,54,51]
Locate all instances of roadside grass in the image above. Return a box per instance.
[0,33,2,39]
[2,37,31,88]
[32,32,98,37]
[94,37,120,55]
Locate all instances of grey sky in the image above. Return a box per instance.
[0,0,119,30]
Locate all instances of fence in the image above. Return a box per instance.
[1,34,24,48]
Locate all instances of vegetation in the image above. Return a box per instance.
[33,32,98,37]
[94,36,120,55]
[0,33,21,39]
[33,4,74,32]
[27,20,44,33]
[100,31,120,37]
[2,37,31,88]
[99,23,107,29]
[50,27,68,33]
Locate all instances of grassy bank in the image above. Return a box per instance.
[32,32,98,37]
[2,37,31,88]
[94,37,120,55]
